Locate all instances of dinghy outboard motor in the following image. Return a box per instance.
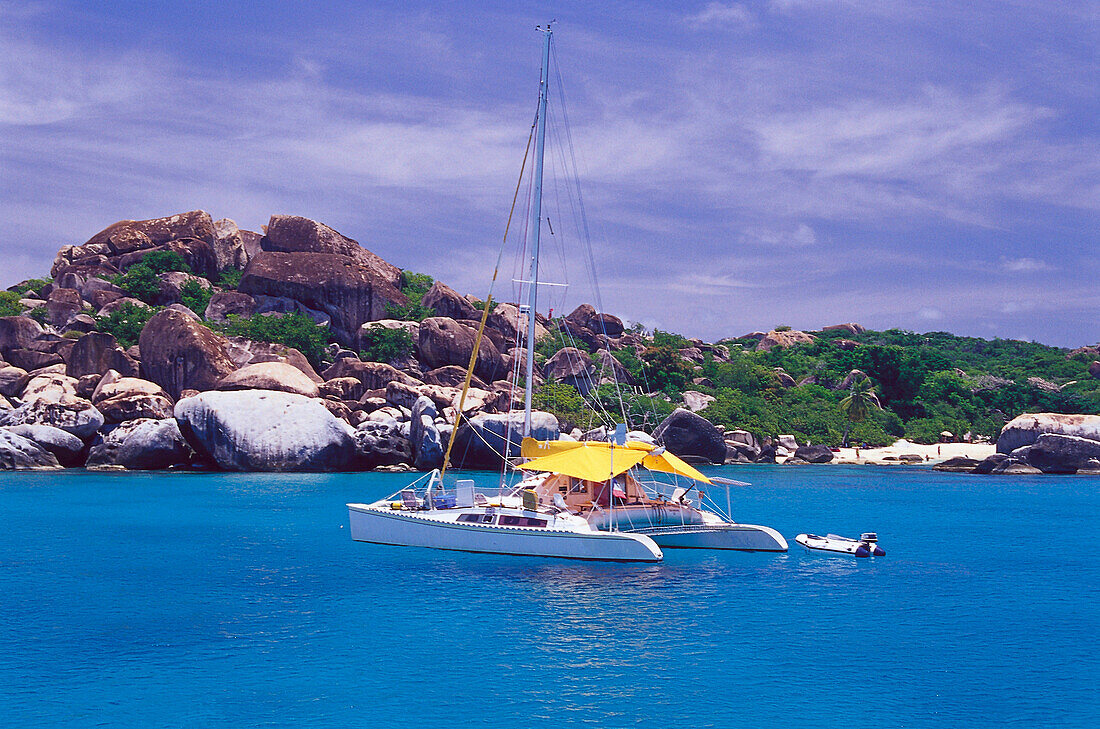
[859,532,886,557]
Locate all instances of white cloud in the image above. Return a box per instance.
[917,307,944,321]
[686,3,754,28]
[1001,257,1052,273]
[739,223,818,247]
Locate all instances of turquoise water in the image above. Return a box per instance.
[1,466,1096,728]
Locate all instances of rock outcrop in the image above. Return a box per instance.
[216,362,320,398]
[260,214,401,287]
[239,251,406,344]
[653,408,726,464]
[4,424,84,466]
[996,413,1100,454]
[139,309,237,398]
[1013,433,1100,474]
[0,395,104,440]
[322,359,419,391]
[417,317,504,383]
[174,390,358,471]
[421,281,478,321]
[756,329,816,352]
[91,376,175,423]
[409,395,443,470]
[544,347,596,396]
[792,444,834,464]
[450,411,559,469]
[67,332,140,378]
[0,429,61,469]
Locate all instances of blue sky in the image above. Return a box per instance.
[1,1,1097,346]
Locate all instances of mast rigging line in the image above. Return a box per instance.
[440,117,538,479]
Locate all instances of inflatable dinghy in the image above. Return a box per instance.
[795,532,885,557]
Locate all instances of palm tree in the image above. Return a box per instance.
[840,376,880,447]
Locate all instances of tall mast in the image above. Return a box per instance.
[524,24,552,438]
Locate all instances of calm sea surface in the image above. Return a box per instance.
[1,465,1096,728]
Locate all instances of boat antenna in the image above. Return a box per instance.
[523,22,553,438]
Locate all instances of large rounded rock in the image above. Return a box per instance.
[653,408,726,464]
[4,424,84,466]
[997,413,1100,454]
[212,218,251,271]
[321,359,420,391]
[353,421,413,469]
[21,372,78,403]
[757,329,816,352]
[1016,433,1100,474]
[421,281,478,321]
[216,362,320,398]
[47,288,83,328]
[410,395,443,471]
[174,390,358,471]
[139,309,237,398]
[422,365,489,390]
[239,251,406,345]
[153,272,212,306]
[487,302,547,342]
[544,347,596,396]
[0,365,29,397]
[0,316,43,358]
[204,291,256,323]
[450,411,559,470]
[67,332,140,378]
[0,429,60,470]
[792,444,834,464]
[92,377,175,423]
[0,396,104,440]
[260,215,401,287]
[223,337,321,382]
[115,418,192,470]
[417,317,504,383]
[80,210,216,254]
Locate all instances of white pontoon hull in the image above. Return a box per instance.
[347,504,663,562]
[634,523,788,551]
[586,505,787,552]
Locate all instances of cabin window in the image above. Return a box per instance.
[457,513,495,524]
[498,515,548,528]
[569,479,586,494]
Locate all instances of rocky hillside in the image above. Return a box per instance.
[2,209,1098,473]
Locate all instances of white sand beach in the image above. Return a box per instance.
[817,439,996,466]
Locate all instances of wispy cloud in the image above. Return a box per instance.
[0,2,1096,347]
[1001,257,1053,273]
[685,3,754,28]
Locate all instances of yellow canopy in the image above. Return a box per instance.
[519,438,712,484]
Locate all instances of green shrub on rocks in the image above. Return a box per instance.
[95,301,157,348]
[359,327,414,363]
[220,313,329,369]
[214,268,242,289]
[384,270,434,321]
[9,277,51,295]
[0,291,22,317]
[180,279,212,316]
[115,265,160,304]
[141,250,191,274]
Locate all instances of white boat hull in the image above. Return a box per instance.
[348,504,663,562]
[795,533,885,557]
[586,505,787,552]
[634,523,788,551]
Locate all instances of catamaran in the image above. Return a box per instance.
[347,24,785,560]
[347,25,662,562]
